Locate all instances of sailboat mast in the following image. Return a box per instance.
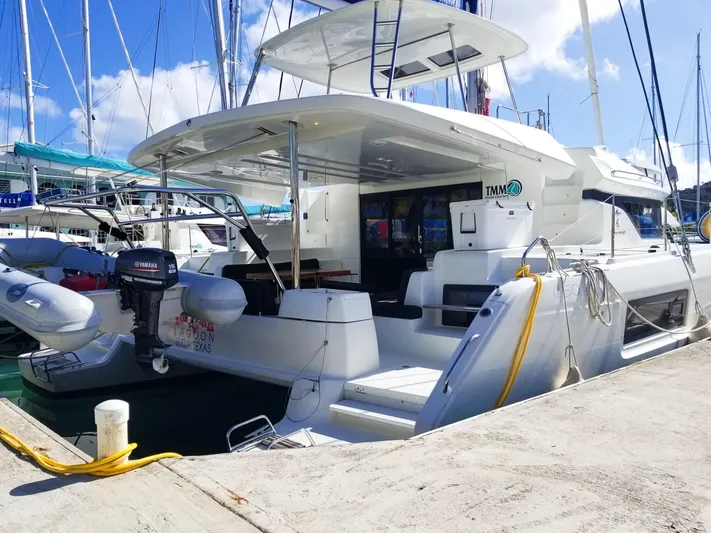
[18,0,38,200]
[228,0,241,108]
[82,0,94,159]
[212,0,230,110]
[578,0,605,146]
[696,31,702,220]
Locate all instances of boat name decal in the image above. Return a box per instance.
[172,312,215,353]
[485,180,523,199]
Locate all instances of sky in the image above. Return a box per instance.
[0,0,709,190]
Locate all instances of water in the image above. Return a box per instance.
[0,358,288,458]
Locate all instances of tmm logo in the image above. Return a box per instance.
[485,179,523,198]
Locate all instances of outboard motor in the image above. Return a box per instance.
[115,248,178,372]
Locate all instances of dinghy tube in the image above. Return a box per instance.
[0,265,101,352]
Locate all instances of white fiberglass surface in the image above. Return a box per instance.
[260,0,527,93]
[129,95,575,200]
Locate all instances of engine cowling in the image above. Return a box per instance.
[115,248,178,369]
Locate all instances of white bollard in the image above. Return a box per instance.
[94,399,130,461]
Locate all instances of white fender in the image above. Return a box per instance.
[179,270,247,325]
[0,264,101,352]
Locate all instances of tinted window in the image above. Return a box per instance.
[621,199,662,238]
[362,198,389,249]
[624,290,687,344]
[391,195,417,257]
[198,224,227,247]
[423,193,448,259]
[380,61,429,80]
[428,45,482,67]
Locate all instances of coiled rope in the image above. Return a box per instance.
[0,426,181,477]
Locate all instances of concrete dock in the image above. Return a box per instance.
[4,342,711,532]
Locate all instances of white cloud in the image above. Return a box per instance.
[0,119,25,146]
[602,58,620,80]
[482,0,632,99]
[2,91,62,119]
[627,141,711,191]
[69,62,222,156]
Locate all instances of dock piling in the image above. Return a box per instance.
[95,399,130,461]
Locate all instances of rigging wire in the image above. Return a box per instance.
[161,2,183,125]
[702,68,711,170]
[190,0,201,115]
[617,0,668,173]
[146,0,164,139]
[636,0,696,273]
[672,45,698,142]
[49,15,160,148]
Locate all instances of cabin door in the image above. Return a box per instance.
[360,183,482,293]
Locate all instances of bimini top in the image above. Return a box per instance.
[128,95,575,205]
[10,142,153,181]
[259,0,528,94]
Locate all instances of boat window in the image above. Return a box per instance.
[380,61,429,80]
[621,198,662,238]
[428,45,482,68]
[442,284,496,328]
[581,190,662,238]
[362,198,389,249]
[198,224,227,247]
[391,195,418,257]
[423,193,448,259]
[624,289,687,344]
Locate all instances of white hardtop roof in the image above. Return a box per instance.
[0,205,127,230]
[259,0,528,94]
[128,95,575,199]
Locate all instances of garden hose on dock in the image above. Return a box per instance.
[0,426,181,477]
[494,265,542,409]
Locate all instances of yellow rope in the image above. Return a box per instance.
[494,265,543,409]
[0,426,181,477]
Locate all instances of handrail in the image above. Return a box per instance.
[267,428,316,449]
[46,186,287,292]
[495,105,546,130]
[226,414,276,452]
[521,235,543,268]
[442,333,479,393]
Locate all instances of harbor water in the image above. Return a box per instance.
[0,357,288,458]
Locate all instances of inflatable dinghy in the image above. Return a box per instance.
[0,238,247,353]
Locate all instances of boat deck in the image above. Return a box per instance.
[4,341,711,532]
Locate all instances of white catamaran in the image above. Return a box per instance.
[11,0,711,451]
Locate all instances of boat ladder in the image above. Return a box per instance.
[28,349,83,383]
[226,415,316,452]
[369,0,404,98]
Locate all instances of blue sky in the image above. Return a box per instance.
[0,0,709,189]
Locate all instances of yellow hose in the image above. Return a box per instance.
[0,426,181,477]
[494,265,542,409]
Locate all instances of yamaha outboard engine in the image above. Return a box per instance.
[115,248,178,372]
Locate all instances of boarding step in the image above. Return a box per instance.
[329,399,417,439]
[344,366,442,413]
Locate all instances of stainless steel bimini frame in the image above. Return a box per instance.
[45,185,287,292]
